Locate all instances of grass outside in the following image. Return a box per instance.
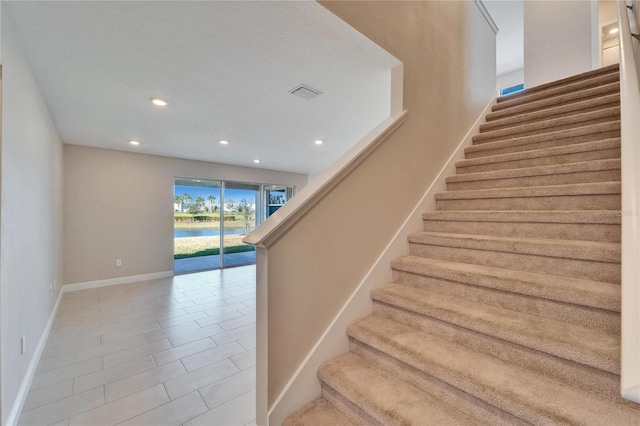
[174,234,255,259]
[174,221,250,230]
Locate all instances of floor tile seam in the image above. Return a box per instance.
[154,337,218,364]
[35,356,82,375]
[165,359,241,401]
[62,386,108,426]
[21,380,75,412]
[189,327,249,347]
[49,322,153,345]
[31,358,104,393]
[74,383,171,426]
[21,385,107,423]
[70,355,160,396]
[101,340,172,369]
[100,328,161,346]
[201,388,257,415]
[97,384,172,426]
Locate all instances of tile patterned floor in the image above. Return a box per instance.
[173,252,256,275]
[19,266,257,426]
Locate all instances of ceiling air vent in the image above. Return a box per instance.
[289,84,322,100]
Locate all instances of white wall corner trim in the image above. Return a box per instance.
[617,0,640,405]
[5,289,65,426]
[64,271,174,293]
[390,63,404,116]
[267,98,496,425]
[475,0,499,34]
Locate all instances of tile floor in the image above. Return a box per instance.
[18,266,257,426]
[173,252,256,275]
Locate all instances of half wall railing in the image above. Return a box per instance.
[243,2,497,423]
[618,0,640,404]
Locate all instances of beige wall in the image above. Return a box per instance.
[63,145,307,285]
[263,0,495,409]
[524,1,594,87]
[1,9,64,423]
[600,0,617,25]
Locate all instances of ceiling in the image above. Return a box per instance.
[484,0,524,76]
[5,1,400,176]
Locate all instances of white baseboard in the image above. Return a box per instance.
[64,271,174,293]
[5,269,176,425]
[268,99,496,425]
[5,288,64,426]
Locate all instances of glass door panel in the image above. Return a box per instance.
[222,182,260,267]
[173,178,222,274]
[263,184,295,220]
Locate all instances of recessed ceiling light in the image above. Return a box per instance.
[129,140,140,146]
[609,27,619,34]
[253,159,260,164]
[314,139,324,145]
[219,140,229,145]
[151,97,168,107]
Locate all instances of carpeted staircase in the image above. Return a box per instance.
[285,64,640,425]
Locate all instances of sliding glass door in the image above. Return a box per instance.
[174,178,222,274]
[174,178,295,273]
[222,182,260,267]
[263,184,295,220]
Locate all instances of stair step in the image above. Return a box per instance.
[348,337,530,426]
[422,210,621,242]
[435,181,621,212]
[407,231,620,282]
[391,255,620,312]
[284,398,358,426]
[458,138,620,174]
[496,64,618,104]
[472,120,620,148]
[493,72,619,112]
[447,159,620,191]
[488,82,620,121]
[481,93,620,132]
[347,316,640,425]
[317,352,482,425]
[473,106,619,144]
[465,122,620,159]
[369,301,620,402]
[371,284,619,373]
[390,255,619,334]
